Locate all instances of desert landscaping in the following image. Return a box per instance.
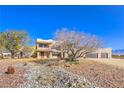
[0,12,124,88]
[0,30,124,88]
[0,58,124,88]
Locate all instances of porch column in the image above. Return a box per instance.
[60,48,63,59]
[108,52,112,59]
[98,51,101,59]
[37,52,41,59]
[49,52,52,58]
[61,51,63,59]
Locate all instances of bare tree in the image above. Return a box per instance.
[53,28,101,61]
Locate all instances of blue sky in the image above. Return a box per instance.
[0,5,124,50]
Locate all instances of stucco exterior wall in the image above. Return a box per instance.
[36,39,112,59]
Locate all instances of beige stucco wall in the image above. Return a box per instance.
[36,39,112,59]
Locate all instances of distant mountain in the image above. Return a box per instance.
[112,49,124,55]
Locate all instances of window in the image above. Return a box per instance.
[39,44,47,48]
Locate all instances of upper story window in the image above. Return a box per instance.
[39,44,48,48]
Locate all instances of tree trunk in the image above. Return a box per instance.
[20,52,23,58]
[68,55,76,62]
[11,52,15,58]
[0,50,4,59]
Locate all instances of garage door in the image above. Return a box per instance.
[101,53,108,58]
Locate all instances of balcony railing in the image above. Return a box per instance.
[37,47,52,52]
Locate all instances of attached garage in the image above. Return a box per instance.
[86,53,98,58]
[101,53,108,58]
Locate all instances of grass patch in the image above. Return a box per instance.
[67,61,79,65]
[0,58,58,63]
[112,55,124,59]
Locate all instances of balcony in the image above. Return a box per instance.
[37,47,52,52]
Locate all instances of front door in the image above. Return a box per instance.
[40,52,44,58]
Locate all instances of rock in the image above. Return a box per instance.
[6,66,15,74]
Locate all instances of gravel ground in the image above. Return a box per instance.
[19,63,53,88]
[18,62,94,88]
[51,67,94,88]
[0,60,94,88]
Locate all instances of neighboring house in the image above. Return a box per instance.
[0,48,11,58]
[0,46,35,58]
[36,38,112,59]
[0,52,11,58]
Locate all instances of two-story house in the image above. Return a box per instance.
[36,38,112,59]
[36,39,58,59]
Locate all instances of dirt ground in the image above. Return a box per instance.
[88,58,124,69]
[60,59,124,88]
[0,60,26,88]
